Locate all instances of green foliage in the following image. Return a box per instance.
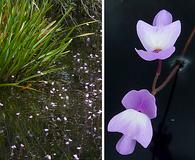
[0,0,101,159]
[0,0,73,83]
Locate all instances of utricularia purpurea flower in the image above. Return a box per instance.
[108,89,157,155]
[108,9,181,156]
[135,9,181,61]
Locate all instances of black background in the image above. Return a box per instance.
[105,0,195,159]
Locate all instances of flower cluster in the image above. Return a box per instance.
[108,10,181,155]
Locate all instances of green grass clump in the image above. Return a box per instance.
[0,0,73,83]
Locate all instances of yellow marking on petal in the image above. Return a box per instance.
[153,49,162,53]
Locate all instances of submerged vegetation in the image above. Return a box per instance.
[53,0,101,21]
[0,0,101,159]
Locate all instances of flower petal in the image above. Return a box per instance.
[121,90,140,109]
[155,20,181,50]
[135,116,153,148]
[136,20,156,51]
[136,20,181,51]
[116,135,136,155]
[122,89,157,119]
[153,10,173,26]
[108,109,153,148]
[135,46,175,61]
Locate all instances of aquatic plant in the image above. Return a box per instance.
[108,9,194,156]
[0,0,101,159]
[77,0,101,20]
[0,25,102,158]
[135,10,181,61]
[0,0,93,86]
[53,0,101,21]
[108,89,156,155]
[0,79,101,159]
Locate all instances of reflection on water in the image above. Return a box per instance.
[0,31,101,159]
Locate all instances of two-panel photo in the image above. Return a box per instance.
[0,0,194,159]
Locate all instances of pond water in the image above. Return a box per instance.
[0,25,101,159]
[106,0,195,159]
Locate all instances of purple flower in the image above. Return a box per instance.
[108,89,157,155]
[135,10,181,61]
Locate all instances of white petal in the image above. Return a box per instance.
[108,109,153,148]
[137,20,181,51]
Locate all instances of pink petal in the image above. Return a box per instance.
[153,10,173,26]
[135,46,175,61]
[136,20,181,51]
[122,89,157,119]
[108,109,153,148]
[121,90,140,109]
[116,135,136,155]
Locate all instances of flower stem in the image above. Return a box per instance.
[152,60,162,94]
[181,27,195,56]
[156,60,162,75]
[152,68,179,160]
[154,62,181,94]
[152,27,195,95]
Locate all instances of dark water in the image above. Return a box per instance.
[0,28,101,159]
[106,0,195,159]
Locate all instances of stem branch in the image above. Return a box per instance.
[152,27,195,95]
[181,27,195,56]
[155,63,181,94]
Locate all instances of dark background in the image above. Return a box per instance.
[105,0,195,159]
